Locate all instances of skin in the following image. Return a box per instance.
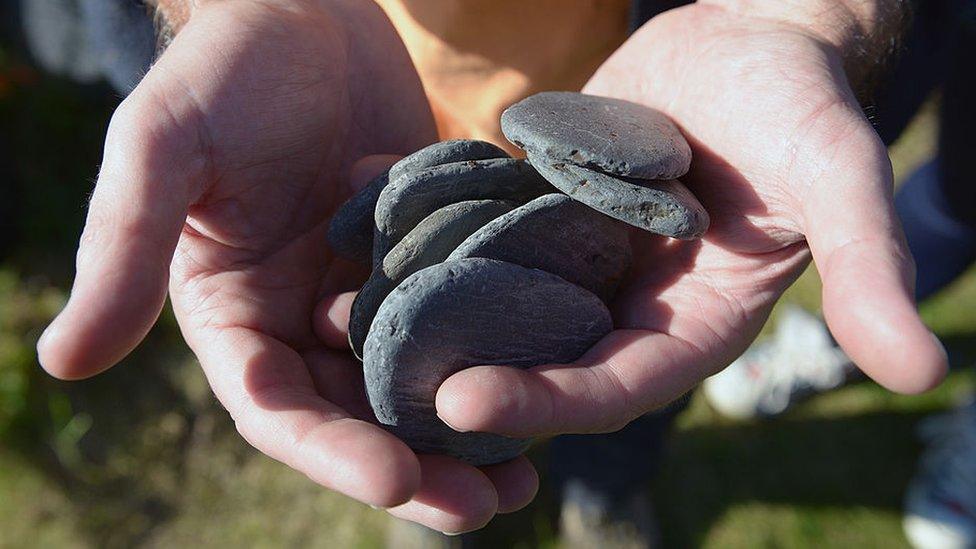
[37,0,536,534]
[435,1,947,437]
[38,0,944,534]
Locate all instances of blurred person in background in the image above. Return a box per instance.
[17,0,962,547]
[0,0,152,254]
[704,3,976,547]
[15,0,153,92]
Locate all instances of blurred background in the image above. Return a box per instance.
[1,3,975,549]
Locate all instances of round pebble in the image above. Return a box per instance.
[348,199,518,359]
[528,152,709,239]
[501,91,692,180]
[372,158,554,265]
[363,258,612,465]
[389,139,509,183]
[448,194,632,302]
[328,140,509,264]
[327,170,390,264]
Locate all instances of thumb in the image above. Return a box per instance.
[801,104,947,394]
[38,59,210,380]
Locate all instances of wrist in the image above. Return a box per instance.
[144,0,361,47]
[702,0,912,97]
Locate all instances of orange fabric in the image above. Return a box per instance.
[376,0,631,151]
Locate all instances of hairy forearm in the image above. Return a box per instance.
[703,0,912,97]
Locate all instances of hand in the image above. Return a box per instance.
[433,3,948,437]
[37,0,536,533]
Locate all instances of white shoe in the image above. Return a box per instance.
[904,400,976,549]
[702,305,853,420]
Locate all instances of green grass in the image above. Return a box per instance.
[1,47,973,549]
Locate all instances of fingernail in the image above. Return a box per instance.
[436,412,469,433]
[441,531,462,537]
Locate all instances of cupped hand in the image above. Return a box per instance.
[434,3,948,438]
[37,0,536,533]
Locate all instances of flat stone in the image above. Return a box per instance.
[389,139,509,183]
[327,170,390,263]
[501,91,692,180]
[448,194,632,302]
[348,199,518,359]
[528,152,709,239]
[372,158,554,264]
[328,140,509,264]
[363,258,612,465]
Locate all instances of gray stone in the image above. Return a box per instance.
[363,258,612,465]
[327,170,390,264]
[372,158,554,264]
[348,199,518,359]
[448,194,632,302]
[328,140,509,264]
[528,152,709,239]
[501,91,692,180]
[388,139,509,183]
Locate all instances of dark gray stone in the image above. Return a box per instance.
[327,170,390,264]
[528,152,709,239]
[448,194,632,302]
[348,199,518,359]
[363,258,612,465]
[501,91,692,180]
[372,158,554,264]
[389,139,509,183]
[328,140,509,264]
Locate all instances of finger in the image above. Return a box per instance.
[306,346,539,517]
[387,455,498,534]
[479,455,539,514]
[303,347,373,421]
[193,326,421,507]
[313,291,357,349]
[316,156,404,344]
[37,57,209,380]
[798,103,947,393]
[436,330,707,437]
[436,233,808,437]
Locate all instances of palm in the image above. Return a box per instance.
[163,11,372,349]
[435,4,945,438]
[589,7,831,398]
[40,0,537,533]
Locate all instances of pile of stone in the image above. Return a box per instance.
[327,92,709,465]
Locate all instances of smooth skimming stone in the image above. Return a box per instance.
[348,199,518,359]
[501,91,692,180]
[528,152,709,239]
[327,170,390,263]
[328,140,509,264]
[448,194,631,302]
[388,139,509,183]
[372,158,553,264]
[363,258,612,465]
